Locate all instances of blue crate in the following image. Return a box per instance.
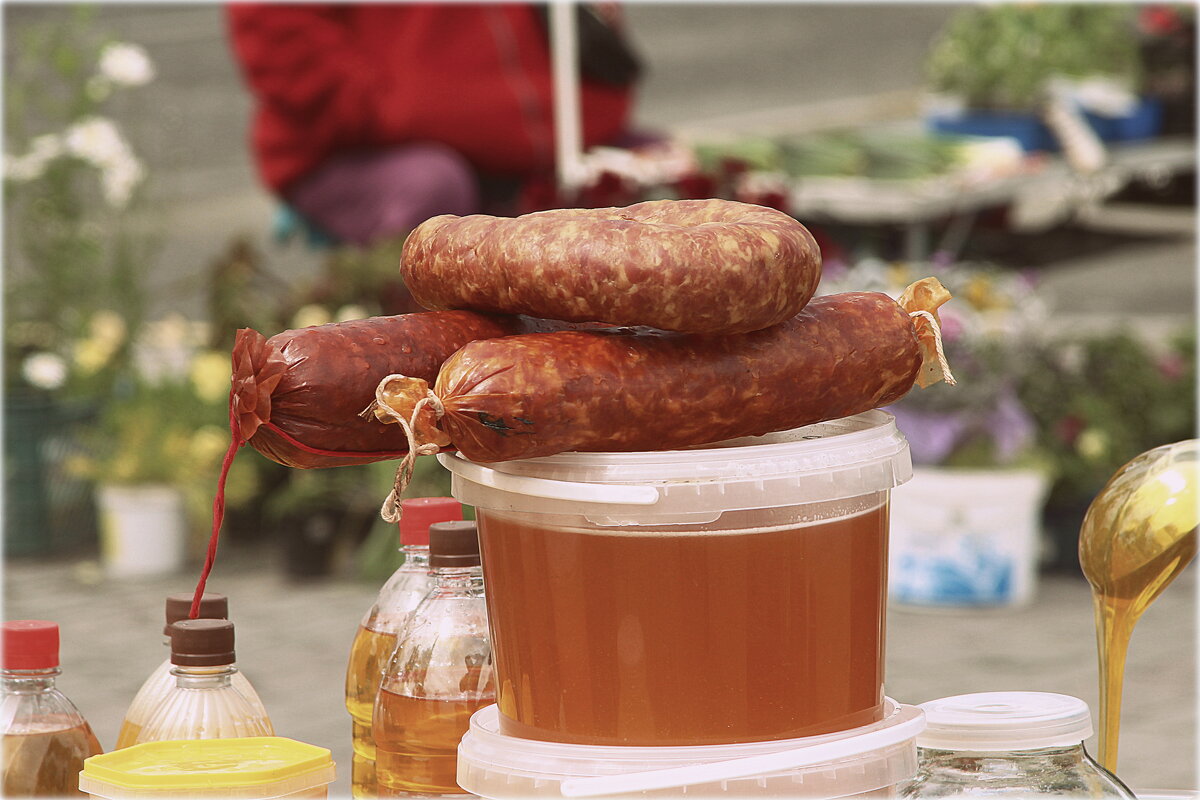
[928,97,1164,152]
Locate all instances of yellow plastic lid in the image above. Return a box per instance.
[80,737,335,799]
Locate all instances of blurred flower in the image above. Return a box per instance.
[190,351,232,404]
[98,42,155,87]
[1076,428,1110,462]
[335,304,369,323]
[21,352,68,390]
[4,134,65,182]
[63,117,145,207]
[293,304,332,329]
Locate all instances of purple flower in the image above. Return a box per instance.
[985,388,1036,463]
[889,405,969,465]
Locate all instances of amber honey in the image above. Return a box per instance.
[373,688,493,796]
[3,719,102,797]
[345,624,399,796]
[476,501,890,746]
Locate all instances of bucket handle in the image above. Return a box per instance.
[438,453,661,506]
[558,709,925,798]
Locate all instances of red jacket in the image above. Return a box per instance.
[226,3,636,195]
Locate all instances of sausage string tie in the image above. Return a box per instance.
[371,374,446,524]
[908,310,957,386]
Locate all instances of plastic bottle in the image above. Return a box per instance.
[116,592,268,749]
[900,691,1136,798]
[374,520,495,797]
[346,497,462,797]
[133,618,274,744]
[1,620,103,797]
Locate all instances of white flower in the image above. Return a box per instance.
[22,352,68,390]
[98,42,155,87]
[65,116,129,168]
[3,134,65,183]
[100,155,145,208]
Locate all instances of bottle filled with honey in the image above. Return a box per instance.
[374,520,494,797]
[346,497,462,797]
[132,618,274,744]
[2,620,103,797]
[116,592,268,748]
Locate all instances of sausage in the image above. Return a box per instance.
[371,280,954,463]
[231,311,593,468]
[400,198,822,335]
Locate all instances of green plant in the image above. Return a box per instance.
[925,5,1143,110]
[4,6,159,402]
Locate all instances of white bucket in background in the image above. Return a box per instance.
[457,700,925,798]
[888,467,1050,609]
[97,484,186,578]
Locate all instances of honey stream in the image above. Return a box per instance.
[1078,440,1198,772]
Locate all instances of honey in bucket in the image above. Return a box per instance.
[439,410,912,746]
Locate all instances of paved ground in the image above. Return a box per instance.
[5,550,1195,796]
[3,4,1197,798]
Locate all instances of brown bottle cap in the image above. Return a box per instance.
[428,520,481,568]
[169,619,235,666]
[164,593,229,635]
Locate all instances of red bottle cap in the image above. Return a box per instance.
[398,497,462,547]
[2,620,60,670]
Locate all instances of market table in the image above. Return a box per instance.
[787,136,1196,261]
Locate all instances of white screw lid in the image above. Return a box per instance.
[916,692,1094,752]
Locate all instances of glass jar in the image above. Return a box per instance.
[901,692,1135,798]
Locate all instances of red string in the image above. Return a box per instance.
[258,420,412,460]
[190,394,243,618]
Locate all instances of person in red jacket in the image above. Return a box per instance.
[226,3,642,246]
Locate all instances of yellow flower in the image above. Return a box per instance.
[335,304,369,323]
[89,310,127,348]
[74,338,114,375]
[189,425,231,466]
[293,304,331,329]
[1076,429,1110,462]
[190,351,231,405]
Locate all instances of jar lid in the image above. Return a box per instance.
[429,520,481,567]
[164,593,228,635]
[917,692,1093,752]
[79,737,335,796]
[439,410,911,526]
[2,620,59,670]
[169,619,235,667]
[399,497,462,547]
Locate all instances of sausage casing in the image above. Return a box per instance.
[404,291,933,463]
[231,311,587,468]
[400,198,822,335]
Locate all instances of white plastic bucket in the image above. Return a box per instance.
[97,484,187,578]
[888,467,1049,609]
[457,700,925,798]
[439,411,912,747]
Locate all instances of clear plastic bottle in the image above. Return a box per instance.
[900,692,1136,798]
[133,618,274,744]
[116,592,268,748]
[346,497,462,797]
[2,620,103,797]
[374,520,495,797]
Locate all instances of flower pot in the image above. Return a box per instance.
[888,467,1050,609]
[97,484,186,578]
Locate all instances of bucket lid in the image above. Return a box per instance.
[917,692,1094,752]
[79,737,335,799]
[457,700,924,798]
[438,410,911,526]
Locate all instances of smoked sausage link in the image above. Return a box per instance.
[388,292,930,463]
[231,311,586,468]
[400,198,822,335]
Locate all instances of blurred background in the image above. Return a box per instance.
[3,3,1196,796]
